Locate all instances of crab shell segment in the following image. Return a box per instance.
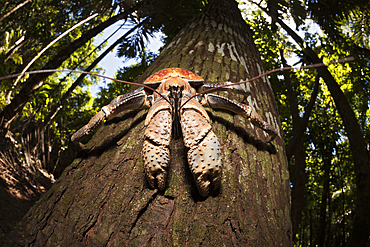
[143,68,204,90]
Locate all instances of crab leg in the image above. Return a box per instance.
[108,87,145,104]
[200,82,251,96]
[201,94,278,142]
[71,90,151,143]
[180,96,222,197]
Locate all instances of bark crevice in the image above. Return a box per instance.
[128,192,158,234]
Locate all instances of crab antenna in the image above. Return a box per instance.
[1,56,354,110]
[0,69,172,106]
[179,56,355,109]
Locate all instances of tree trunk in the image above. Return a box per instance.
[285,74,319,161]
[1,0,292,246]
[317,155,331,247]
[280,51,314,239]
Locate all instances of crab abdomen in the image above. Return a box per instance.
[180,97,222,197]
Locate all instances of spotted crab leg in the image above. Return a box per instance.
[200,82,251,97]
[200,94,278,142]
[180,95,222,197]
[71,89,151,143]
[180,82,251,110]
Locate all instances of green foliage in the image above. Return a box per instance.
[0,30,24,109]
[244,3,369,245]
[0,0,120,174]
[307,0,370,51]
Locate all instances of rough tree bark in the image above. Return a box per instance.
[1,0,292,246]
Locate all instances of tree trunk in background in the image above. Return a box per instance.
[317,155,331,247]
[280,52,309,240]
[1,0,292,246]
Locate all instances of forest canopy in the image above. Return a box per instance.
[0,0,369,246]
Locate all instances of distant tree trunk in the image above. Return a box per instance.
[317,155,331,247]
[280,51,317,239]
[285,73,319,161]
[1,0,292,246]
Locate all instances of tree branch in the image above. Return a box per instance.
[0,0,32,23]
[5,12,99,103]
[28,20,127,122]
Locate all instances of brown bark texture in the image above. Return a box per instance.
[1,0,292,246]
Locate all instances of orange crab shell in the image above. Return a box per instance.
[144,68,204,84]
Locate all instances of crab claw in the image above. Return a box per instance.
[142,139,169,190]
[180,99,222,197]
[249,109,277,142]
[143,107,172,191]
[188,131,222,197]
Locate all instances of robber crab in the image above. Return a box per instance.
[71,68,277,197]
